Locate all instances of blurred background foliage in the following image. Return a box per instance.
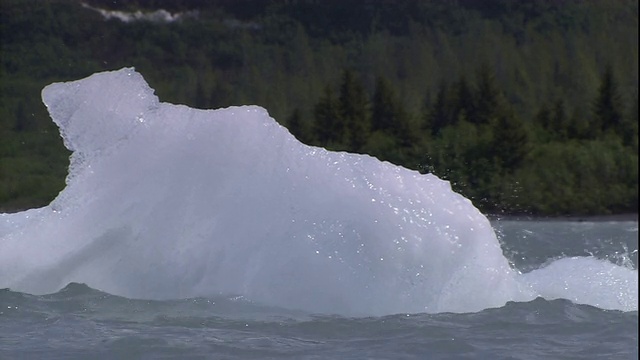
[0,0,637,215]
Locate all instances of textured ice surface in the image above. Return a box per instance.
[0,68,635,315]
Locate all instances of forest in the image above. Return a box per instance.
[0,0,638,215]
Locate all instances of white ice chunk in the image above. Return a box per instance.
[0,68,635,315]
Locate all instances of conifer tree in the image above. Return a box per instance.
[371,76,396,132]
[453,75,475,123]
[551,99,568,140]
[567,110,590,140]
[371,75,412,145]
[286,107,310,144]
[313,85,343,147]
[338,69,370,151]
[593,65,624,137]
[425,82,451,136]
[474,64,502,124]
[535,99,569,141]
[534,104,551,134]
[491,113,530,171]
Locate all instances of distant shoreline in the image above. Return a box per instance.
[487,213,639,222]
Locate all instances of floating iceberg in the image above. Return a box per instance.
[0,68,635,315]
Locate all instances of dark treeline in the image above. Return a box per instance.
[0,0,637,215]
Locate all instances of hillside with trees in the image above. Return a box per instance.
[0,0,637,215]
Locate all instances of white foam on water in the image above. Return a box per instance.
[0,68,636,315]
[521,256,637,312]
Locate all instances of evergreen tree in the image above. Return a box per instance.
[535,98,569,141]
[338,69,370,151]
[425,82,451,136]
[473,64,502,125]
[491,113,530,171]
[593,65,624,137]
[567,111,590,140]
[534,103,551,135]
[551,98,568,140]
[313,85,343,147]
[286,107,310,143]
[371,75,412,145]
[453,75,475,123]
[371,76,396,132]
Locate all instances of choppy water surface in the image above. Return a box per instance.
[1,219,637,360]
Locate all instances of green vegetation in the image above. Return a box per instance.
[0,0,637,215]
